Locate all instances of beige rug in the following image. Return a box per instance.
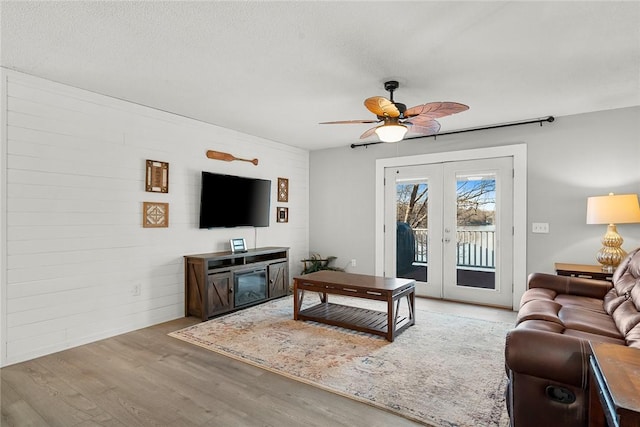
[169,294,511,427]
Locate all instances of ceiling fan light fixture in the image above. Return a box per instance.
[320,80,468,145]
[375,124,408,143]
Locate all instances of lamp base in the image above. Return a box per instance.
[595,224,626,272]
[598,264,615,273]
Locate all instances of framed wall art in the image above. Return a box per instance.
[143,202,169,228]
[277,177,289,202]
[146,159,169,193]
[277,206,289,223]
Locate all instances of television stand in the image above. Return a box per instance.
[184,247,289,320]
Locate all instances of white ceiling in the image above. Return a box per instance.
[2,1,639,151]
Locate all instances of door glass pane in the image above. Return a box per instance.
[455,173,496,289]
[396,181,428,282]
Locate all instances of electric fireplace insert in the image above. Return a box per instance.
[234,267,267,308]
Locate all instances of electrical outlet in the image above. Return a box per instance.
[132,283,141,296]
[351,259,357,267]
[532,222,549,234]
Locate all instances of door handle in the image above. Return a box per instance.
[444,237,451,243]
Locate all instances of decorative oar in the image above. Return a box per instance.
[206,150,259,166]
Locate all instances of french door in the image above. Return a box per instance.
[384,157,513,307]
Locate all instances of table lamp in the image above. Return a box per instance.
[586,193,640,272]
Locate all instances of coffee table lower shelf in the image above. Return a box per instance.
[298,302,412,339]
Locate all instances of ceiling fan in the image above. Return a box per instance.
[320,80,469,143]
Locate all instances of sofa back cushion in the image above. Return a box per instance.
[629,284,640,347]
[604,289,627,314]
[612,300,640,335]
[633,277,640,308]
[604,248,640,316]
[607,248,640,348]
[612,247,640,294]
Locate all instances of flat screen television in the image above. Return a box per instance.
[199,171,271,228]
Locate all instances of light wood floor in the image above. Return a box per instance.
[1,298,516,427]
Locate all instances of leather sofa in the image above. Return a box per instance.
[504,247,640,427]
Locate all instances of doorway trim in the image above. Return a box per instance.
[375,144,527,310]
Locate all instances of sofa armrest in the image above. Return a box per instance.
[505,328,590,388]
[528,272,612,299]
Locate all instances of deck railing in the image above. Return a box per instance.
[412,228,496,269]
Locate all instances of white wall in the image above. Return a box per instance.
[309,106,640,279]
[0,70,309,366]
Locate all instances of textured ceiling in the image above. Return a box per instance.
[2,1,639,151]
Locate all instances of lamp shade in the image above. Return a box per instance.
[375,124,408,143]
[586,193,640,224]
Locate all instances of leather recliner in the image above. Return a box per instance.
[504,247,640,427]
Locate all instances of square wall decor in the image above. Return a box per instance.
[146,160,169,193]
[277,206,288,223]
[277,177,289,202]
[143,202,169,228]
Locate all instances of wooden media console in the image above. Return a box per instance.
[184,247,289,320]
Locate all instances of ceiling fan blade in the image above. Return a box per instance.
[359,125,380,139]
[405,102,469,119]
[406,119,441,136]
[319,119,380,124]
[364,96,400,118]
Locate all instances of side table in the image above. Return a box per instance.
[555,263,614,283]
[588,342,640,427]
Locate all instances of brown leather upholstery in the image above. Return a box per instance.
[505,248,640,427]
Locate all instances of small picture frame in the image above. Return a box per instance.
[230,238,247,253]
[277,207,289,223]
[146,160,169,193]
[277,177,289,202]
[143,202,169,228]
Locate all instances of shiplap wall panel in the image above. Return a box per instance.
[8,265,182,308]
[1,70,309,365]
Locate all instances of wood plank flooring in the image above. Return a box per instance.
[1,298,516,427]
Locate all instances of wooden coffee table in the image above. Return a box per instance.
[293,271,415,342]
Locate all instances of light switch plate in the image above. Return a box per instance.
[532,222,549,233]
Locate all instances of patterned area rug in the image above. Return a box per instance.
[170,295,511,427]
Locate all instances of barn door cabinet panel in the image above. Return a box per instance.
[207,272,232,317]
[185,258,207,320]
[268,261,289,298]
[184,247,289,321]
